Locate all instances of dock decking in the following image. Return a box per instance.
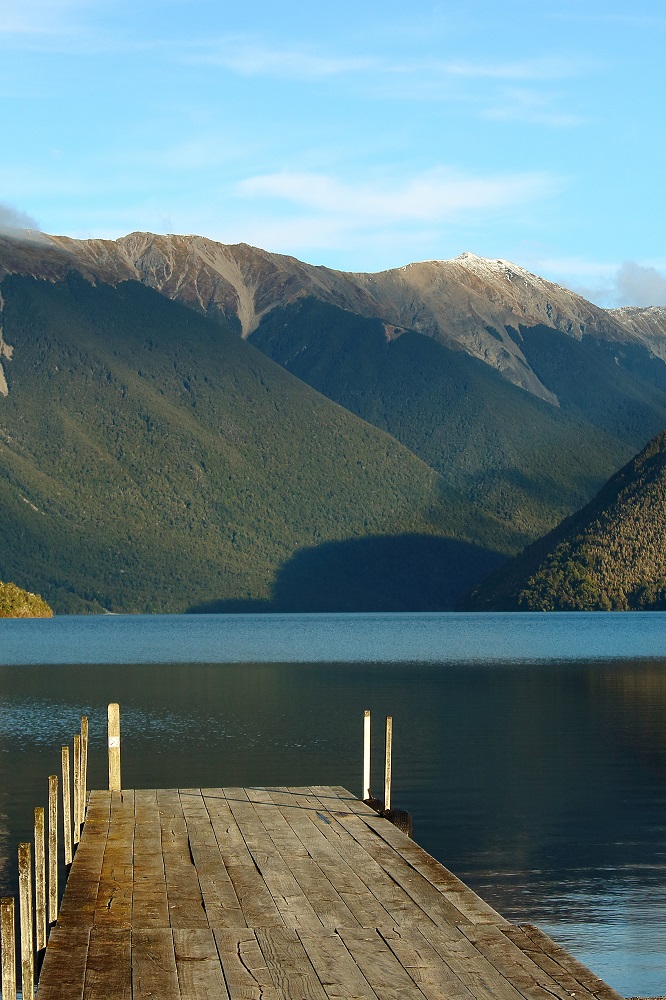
[37,786,625,1000]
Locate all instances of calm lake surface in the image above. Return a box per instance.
[1,611,665,997]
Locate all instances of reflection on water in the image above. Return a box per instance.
[0,613,665,996]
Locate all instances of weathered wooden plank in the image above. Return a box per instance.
[35,927,90,1000]
[132,790,169,928]
[417,922,526,1000]
[297,929,382,1000]
[57,799,110,928]
[508,925,626,1000]
[132,928,180,1000]
[220,789,322,929]
[256,927,329,1000]
[179,790,245,927]
[337,927,431,1000]
[174,928,230,1000]
[94,794,134,928]
[460,922,583,1000]
[266,790,399,929]
[213,928,280,1000]
[359,811,507,926]
[157,790,209,929]
[307,790,459,929]
[501,925,600,1000]
[380,926,478,1000]
[323,807,474,929]
[83,928,132,1000]
[202,790,260,867]
[245,789,360,930]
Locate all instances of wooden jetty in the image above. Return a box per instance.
[34,784,625,1000]
[0,707,628,999]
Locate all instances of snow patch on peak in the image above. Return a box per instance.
[453,251,539,283]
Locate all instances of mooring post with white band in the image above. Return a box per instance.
[363,710,371,800]
[384,715,393,813]
[108,703,121,792]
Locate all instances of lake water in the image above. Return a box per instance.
[1,611,666,997]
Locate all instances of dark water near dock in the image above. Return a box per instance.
[1,612,665,996]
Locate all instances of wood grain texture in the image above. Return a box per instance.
[83,928,131,1000]
[174,927,230,1000]
[132,928,180,1000]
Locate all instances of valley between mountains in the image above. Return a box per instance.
[1,231,665,613]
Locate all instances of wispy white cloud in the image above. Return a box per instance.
[197,39,378,80]
[236,168,560,223]
[550,12,666,28]
[189,39,585,86]
[435,55,585,81]
[0,0,95,41]
[482,87,586,127]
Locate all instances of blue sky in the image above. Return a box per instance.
[1,0,664,306]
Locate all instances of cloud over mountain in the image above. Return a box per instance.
[0,202,40,236]
[614,261,666,307]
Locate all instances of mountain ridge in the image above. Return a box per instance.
[3,231,666,612]
[1,231,664,406]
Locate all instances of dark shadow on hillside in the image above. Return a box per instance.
[187,534,507,614]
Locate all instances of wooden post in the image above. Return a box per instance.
[81,715,89,828]
[34,808,46,952]
[108,703,121,791]
[363,710,371,800]
[62,745,72,866]
[48,775,58,923]
[1,897,17,1000]
[18,842,34,1000]
[73,734,81,845]
[384,715,393,813]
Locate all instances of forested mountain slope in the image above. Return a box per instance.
[0,273,498,613]
[463,430,666,611]
[3,232,666,608]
